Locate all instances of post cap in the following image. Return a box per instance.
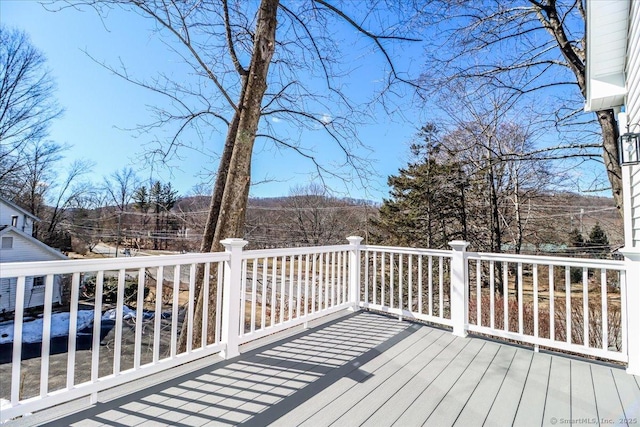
[448,240,470,251]
[220,238,249,249]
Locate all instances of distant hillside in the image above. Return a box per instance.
[525,192,622,249]
[63,190,622,254]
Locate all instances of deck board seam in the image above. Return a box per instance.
[310,328,445,426]
[611,368,630,421]
[290,328,443,424]
[540,354,553,426]
[512,347,535,425]
[334,331,455,426]
[481,346,520,427]
[451,343,504,426]
[589,364,601,424]
[570,360,573,423]
[422,341,487,426]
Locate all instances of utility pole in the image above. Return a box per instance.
[115,211,122,258]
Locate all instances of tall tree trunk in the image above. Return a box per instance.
[597,109,622,211]
[200,115,242,253]
[179,0,279,352]
[513,172,522,255]
[534,2,623,215]
[459,173,468,241]
[211,0,278,245]
[154,209,159,250]
[175,113,242,352]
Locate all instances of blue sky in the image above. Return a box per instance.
[1,1,426,201]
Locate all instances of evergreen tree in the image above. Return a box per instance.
[133,181,180,249]
[587,223,610,256]
[568,227,586,282]
[372,124,468,249]
[568,228,585,252]
[373,120,552,258]
[133,186,150,212]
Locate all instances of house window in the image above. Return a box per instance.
[1,237,13,249]
[11,216,18,227]
[33,276,45,287]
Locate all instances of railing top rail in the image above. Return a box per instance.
[242,244,352,259]
[467,251,626,269]
[361,244,453,257]
[0,252,231,278]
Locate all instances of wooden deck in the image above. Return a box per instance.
[19,312,640,426]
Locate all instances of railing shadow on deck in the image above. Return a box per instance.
[39,312,419,427]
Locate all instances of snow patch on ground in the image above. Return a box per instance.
[0,310,95,344]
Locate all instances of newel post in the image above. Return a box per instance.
[347,236,364,311]
[220,238,248,359]
[449,240,470,338]
[619,247,640,375]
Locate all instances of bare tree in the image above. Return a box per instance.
[8,140,64,225]
[103,167,140,211]
[430,87,559,255]
[417,0,622,212]
[283,183,361,245]
[6,139,94,247]
[44,159,95,240]
[0,25,62,186]
[68,189,110,254]
[58,0,421,349]
[102,167,140,254]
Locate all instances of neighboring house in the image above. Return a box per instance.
[585,0,640,248]
[0,197,67,313]
[0,196,38,236]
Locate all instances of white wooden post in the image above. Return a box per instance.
[347,236,363,311]
[449,240,470,337]
[620,248,640,375]
[220,238,248,359]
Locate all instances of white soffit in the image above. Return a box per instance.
[585,0,630,112]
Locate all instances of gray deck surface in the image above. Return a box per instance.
[36,312,640,426]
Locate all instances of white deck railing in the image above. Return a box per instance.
[359,245,454,326]
[0,250,230,422]
[465,252,626,362]
[0,237,637,422]
[238,244,355,346]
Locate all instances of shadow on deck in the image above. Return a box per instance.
[16,312,640,426]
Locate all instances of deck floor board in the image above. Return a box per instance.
[483,347,535,426]
[570,360,599,421]
[543,355,572,424]
[453,344,517,427]
[280,326,442,427]
[16,311,638,427]
[512,351,551,426]
[340,331,459,426]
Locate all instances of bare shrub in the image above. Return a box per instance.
[468,294,622,353]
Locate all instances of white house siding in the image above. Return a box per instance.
[0,231,63,312]
[0,201,35,235]
[627,1,640,246]
[0,231,64,263]
[0,276,59,313]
